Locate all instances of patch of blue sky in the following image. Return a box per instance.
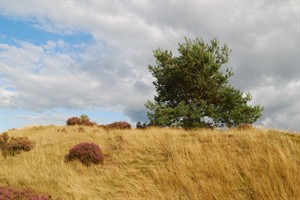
[0,15,94,52]
[0,109,32,133]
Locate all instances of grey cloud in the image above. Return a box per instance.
[133,80,153,95]
[124,107,148,124]
[251,81,299,131]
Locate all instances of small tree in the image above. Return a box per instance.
[80,114,89,121]
[145,37,263,128]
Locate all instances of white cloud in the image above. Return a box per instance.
[1,39,152,116]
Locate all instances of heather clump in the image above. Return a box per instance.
[3,137,35,157]
[65,142,104,166]
[66,115,96,126]
[104,121,131,130]
[0,132,9,149]
[0,186,57,200]
[66,117,81,126]
[1,133,34,158]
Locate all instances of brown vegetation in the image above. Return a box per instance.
[0,186,58,200]
[0,133,34,158]
[66,117,95,126]
[65,142,104,166]
[103,121,132,130]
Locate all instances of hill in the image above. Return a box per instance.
[1,126,300,200]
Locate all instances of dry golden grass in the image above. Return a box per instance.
[1,126,300,200]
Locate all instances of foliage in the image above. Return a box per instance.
[136,122,148,129]
[80,119,95,126]
[0,186,57,200]
[66,117,81,126]
[104,121,131,130]
[2,137,35,157]
[65,142,104,166]
[66,115,95,126]
[1,133,34,158]
[80,114,89,120]
[0,132,9,149]
[145,37,263,128]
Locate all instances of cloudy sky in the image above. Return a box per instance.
[0,0,299,132]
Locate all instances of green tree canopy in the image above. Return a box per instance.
[145,37,263,128]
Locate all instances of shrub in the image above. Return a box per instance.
[104,121,131,130]
[80,118,95,126]
[0,186,15,200]
[0,132,9,149]
[66,117,81,126]
[136,122,148,129]
[66,116,96,126]
[0,186,57,200]
[3,137,35,157]
[80,114,89,120]
[65,142,104,166]
[237,123,253,131]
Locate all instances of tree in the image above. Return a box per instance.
[145,37,263,128]
[80,114,89,120]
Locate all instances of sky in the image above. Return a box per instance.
[0,0,299,132]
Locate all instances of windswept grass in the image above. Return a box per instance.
[1,126,300,200]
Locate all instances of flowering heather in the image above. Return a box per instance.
[66,117,96,126]
[3,137,34,157]
[65,142,104,166]
[66,117,81,126]
[0,186,57,200]
[104,121,131,130]
[0,133,9,149]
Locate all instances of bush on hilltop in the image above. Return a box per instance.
[66,115,96,126]
[104,121,131,130]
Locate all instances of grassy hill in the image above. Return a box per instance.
[1,126,300,200]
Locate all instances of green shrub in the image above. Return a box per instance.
[80,114,89,120]
[65,142,104,166]
[136,122,148,129]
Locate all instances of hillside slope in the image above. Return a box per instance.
[1,126,300,200]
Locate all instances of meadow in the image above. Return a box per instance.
[1,125,300,200]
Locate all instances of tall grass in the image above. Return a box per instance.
[1,126,299,200]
